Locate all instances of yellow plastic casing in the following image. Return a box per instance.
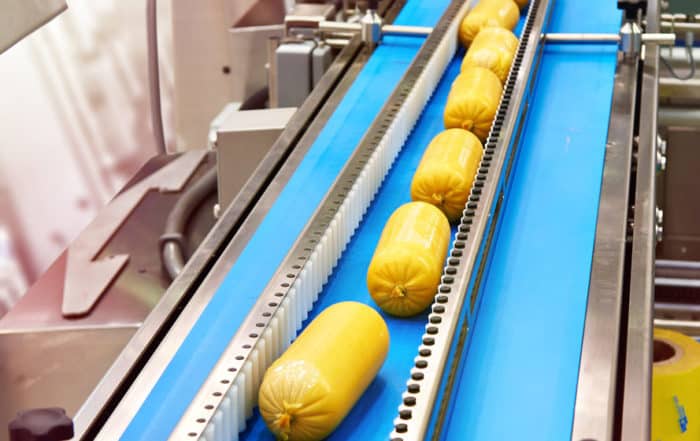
[444,66,503,141]
[410,129,483,221]
[458,0,520,47]
[258,302,389,441]
[367,202,450,317]
[461,27,519,84]
[652,328,700,440]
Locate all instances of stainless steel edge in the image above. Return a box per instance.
[390,0,553,439]
[570,53,639,441]
[173,0,471,437]
[620,5,659,438]
[74,37,366,440]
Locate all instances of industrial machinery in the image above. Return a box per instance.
[4,0,698,440]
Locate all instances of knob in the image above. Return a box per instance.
[8,408,73,441]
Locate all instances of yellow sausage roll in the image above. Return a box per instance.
[444,66,503,141]
[411,129,483,221]
[459,0,520,47]
[258,302,389,441]
[367,202,450,317]
[461,27,519,83]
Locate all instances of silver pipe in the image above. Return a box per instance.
[656,276,700,287]
[325,37,352,48]
[659,106,700,128]
[382,24,432,36]
[320,21,433,38]
[146,0,167,155]
[653,318,700,337]
[657,259,700,269]
[542,32,674,45]
[655,302,700,315]
[660,21,700,32]
[543,32,619,43]
[319,20,361,34]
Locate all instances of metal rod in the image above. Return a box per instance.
[319,20,360,34]
[642,32,677,45]
[543,32,619,43]
[382,24,432,36]
[655,302,700,315]
[542,32,675,45]
[319,21,433,38]
[660,21,700,32]
[659,106,700,128]
[146,0,167,155]
[324,37,352,48]
[653,318,700,337]
[657,259,700,269]
[656,277,700,287]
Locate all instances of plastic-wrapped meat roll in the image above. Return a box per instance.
[461,27,518,84]
[258,302,389,441]
[411,129,483,222]
[458,0,520,46]
[443,66,503,141]
[367,202,450,317]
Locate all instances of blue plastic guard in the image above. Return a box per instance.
[440,1,622,441]
[120,2,450,440]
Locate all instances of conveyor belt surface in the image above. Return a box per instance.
[121,1,451,439]
[440,1,621,441]
[241,11,526,441]
[240,43,467,441]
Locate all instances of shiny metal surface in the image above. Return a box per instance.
[659,107,700,127]
[0,327,134,441]
[620,1,659,437]
[176,0,469,437]
[89,38,368,440]
[543,32,620,43]
[62,151,206,317]
[172,0,287,150]
[0,154,217,441]
[229,24,284,104]
[318,21,432,38]
[0,0,66,53]
[653,318,700,337]
[656,128,700,260]
[0,154,216,333]
[215,107,296,210]
[571,57,638,441]
[656,277,700,287]
[390,0,552,439]
[381,24,432,36]
[656,301,700,316]
[542,32,674,46]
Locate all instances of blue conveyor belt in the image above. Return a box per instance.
[121,2,451,439]
[440,1,621,441]
[123,0,622,439]
[240,41,468,441]
[240,14,528,441]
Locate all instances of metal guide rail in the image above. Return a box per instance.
[172,0,469,439]
[389,0,553,439]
